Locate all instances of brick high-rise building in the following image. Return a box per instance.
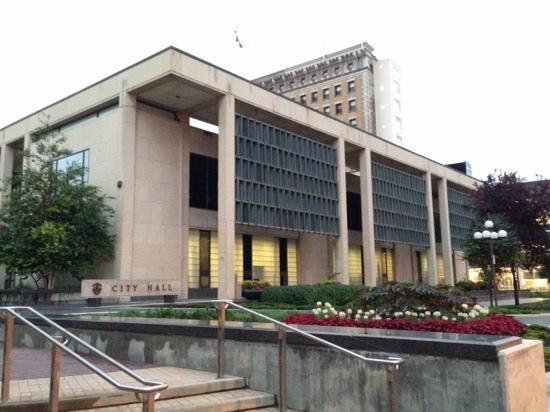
[253,42,404,146]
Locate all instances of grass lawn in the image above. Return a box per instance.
[114,307,292,323]
[523,324,550,371]
[490,299,550,315]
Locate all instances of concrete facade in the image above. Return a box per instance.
[0,47,478,298]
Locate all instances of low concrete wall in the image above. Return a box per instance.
[2,317,546,412]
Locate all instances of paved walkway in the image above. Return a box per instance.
[515,313,550,327]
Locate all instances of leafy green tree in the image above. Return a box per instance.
[0,127,115,289]
[463,216,521,283]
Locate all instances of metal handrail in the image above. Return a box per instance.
[1,306,168,411]
[188,299,404,412]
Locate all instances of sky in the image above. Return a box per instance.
[1,0,549,181]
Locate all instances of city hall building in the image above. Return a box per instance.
[0,46,477,299]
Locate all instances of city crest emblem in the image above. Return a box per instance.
[92,282,103,296]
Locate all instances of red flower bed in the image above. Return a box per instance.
[283,313,525,336]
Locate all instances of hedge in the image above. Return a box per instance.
[261,284,361,306]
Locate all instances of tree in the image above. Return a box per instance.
[0,127,115,289]
[463,216,521,305]
[469,171,550,304]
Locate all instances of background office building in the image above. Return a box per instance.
[254,43,404,146]
[0,46,477,299]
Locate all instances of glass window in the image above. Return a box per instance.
[190,153,218,210]
[53,149,89,183]
[300,94,307,104]
[349,118,357,127]
[348,80,356,92]
[348,99,357,112]
[334,84,342,96]
[393,80,401,94]
[323,88,330,99]
[394,99,402,112]
[311,91,318,102]
[335,103,342,114]
[323,105,330,114]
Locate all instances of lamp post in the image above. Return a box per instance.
[473,220,507,307]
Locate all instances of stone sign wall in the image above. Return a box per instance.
[81,279,180,298]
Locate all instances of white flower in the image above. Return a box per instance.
[405,311,411,316]
[433,311,441,317]
[317,301,322,307]
[461,303,468,310]
[374,315,382,320]
[355,314,361,319]
[357,309,363,314]
[325,302,331,308]
[425,311,431,316]
[369,310,375,315]
[469,311,477,318]
[452,317,457,321]
[363,313,370,319]
[347,309,353,314]
[474,304,482,311]
[420,313,425,318]
[312,309,319,315]
[442,316,448,321]
[322,309,328,314]
[393,312,400,317]
[412,312,418,317]
[338,312,346,318]
[324,315,329,319]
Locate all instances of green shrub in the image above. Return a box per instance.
[356,282,468,314]
[261,284,361,306]
[455,279,488,291]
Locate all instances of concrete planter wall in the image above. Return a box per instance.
[1,317,546,412]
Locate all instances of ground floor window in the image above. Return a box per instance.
[416,251,428,283]
[188,230,297,288]
[376,247,395,282]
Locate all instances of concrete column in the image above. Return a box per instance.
[334,137,349,284]
[23,133,32,169]
[425,172,438,285]
[217,94,236,299]
[359,148,377,286]
[118,84,137,281]
[0,143,14,204]
[179,113,191,299]
[438,177,454,285]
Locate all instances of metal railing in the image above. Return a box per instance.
[194,300,404,412]
[0,306,168,412]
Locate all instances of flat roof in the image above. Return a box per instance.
[0,46,479,184]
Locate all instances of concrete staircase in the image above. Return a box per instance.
[0,367,283,411]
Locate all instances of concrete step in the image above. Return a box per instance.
[76,388,276,411]
[0,367,246,411]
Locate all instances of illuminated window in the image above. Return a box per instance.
[323,88,330,99]
[334,84,342,96]
[348,99,356,112]
[348,80,356,92]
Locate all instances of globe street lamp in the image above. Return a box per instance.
[473,220,507,307]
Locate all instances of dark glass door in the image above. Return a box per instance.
[416,251,423,283]
[243,234,252,281]
[199,231,211,288]
[279,238,288,286]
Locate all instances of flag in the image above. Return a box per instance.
[235,30,243,48]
